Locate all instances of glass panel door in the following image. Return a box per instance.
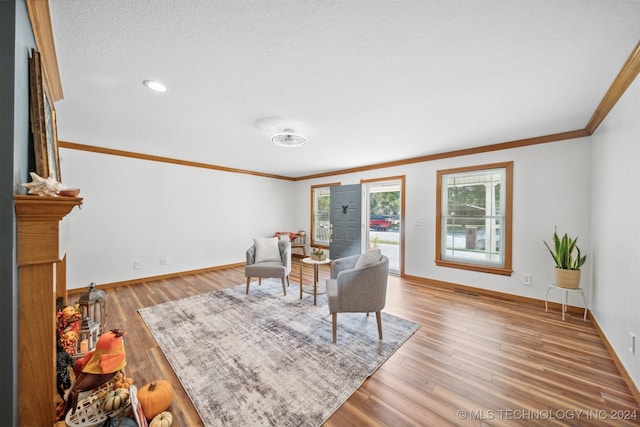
[364,178,403,275]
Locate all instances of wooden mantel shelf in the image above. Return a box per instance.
[15,195,82,265]
[14,194,82,426]
[14,194,82,217]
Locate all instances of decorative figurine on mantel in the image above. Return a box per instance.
[21,171,62,196]
[20,171,80,197]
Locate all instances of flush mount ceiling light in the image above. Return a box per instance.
[271,129,307,147]
[143,80,168,93]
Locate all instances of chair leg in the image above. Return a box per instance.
[281,278,287,296]
[258,277,262,286]
[332,312,337,343]
[246,277,250,294]
[376,311,383,340]
[286,275,290,286]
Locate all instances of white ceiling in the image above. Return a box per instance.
[49,1,640,178]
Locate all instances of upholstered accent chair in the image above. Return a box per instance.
[326,249,389,343]
[245,238,291,296]
[274,232,305,281]
[274,231,307,259]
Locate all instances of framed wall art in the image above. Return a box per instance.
[29,48,61,182]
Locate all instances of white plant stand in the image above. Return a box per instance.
[544,283,587,321]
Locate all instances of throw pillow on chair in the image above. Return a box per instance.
[253,237,282,263]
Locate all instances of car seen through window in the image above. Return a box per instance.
[369,215,393,231]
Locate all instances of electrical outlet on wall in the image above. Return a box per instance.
[523,274,532,286]
[133,260,141,270]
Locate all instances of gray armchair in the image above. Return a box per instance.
[326,250,389,343]
[245,239,291,295]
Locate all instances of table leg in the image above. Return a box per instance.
[313,264,319,305]
[562,290,567,321]
[299,259,303,299]
[544,286,551,312]
[579,289,588,321]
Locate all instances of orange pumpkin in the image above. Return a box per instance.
[138,380,173,419]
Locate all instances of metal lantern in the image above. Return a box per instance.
[77,317,100,355]
[77,282,108,335]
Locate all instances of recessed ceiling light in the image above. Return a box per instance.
[143,80,167,93]
[271,129,307,147]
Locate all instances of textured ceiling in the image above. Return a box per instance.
[49,0,640,178]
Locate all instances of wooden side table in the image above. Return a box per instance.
[544,283,587,321]
[300,257,331,305]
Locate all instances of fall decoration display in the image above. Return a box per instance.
[80,328,127,375]
[149,411,173,427]
[138,380,174,419]
[102,388,130,411]
[113,371,134,389]
[66,329,128,415]
[65,381,128,427]
[57,305,82,356]
[56,342,74,399]
[63,305,78,318]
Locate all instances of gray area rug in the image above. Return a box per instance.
[138,279,420,427]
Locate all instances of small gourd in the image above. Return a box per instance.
[102,387,130,411]
[114,375,134,389]
[149,411,173,427]
[137,380,174,419]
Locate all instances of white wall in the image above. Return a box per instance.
[63,136,591,304]
[294,138,592,304]
[63,136,593,304]
[590,76,640,390]
[60,148,295,289]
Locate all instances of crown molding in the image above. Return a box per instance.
[586,39,640,134]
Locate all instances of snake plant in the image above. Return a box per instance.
[544,228,587,270]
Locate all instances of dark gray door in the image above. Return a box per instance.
[330,184,362,259]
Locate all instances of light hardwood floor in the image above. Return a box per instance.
[101,264,640,426]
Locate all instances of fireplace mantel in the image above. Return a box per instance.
[15,194,82,426]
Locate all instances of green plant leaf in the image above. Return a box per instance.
[544,228,586,270]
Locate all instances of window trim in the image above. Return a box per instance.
[310,182,340,249]
[435,162,513,276]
